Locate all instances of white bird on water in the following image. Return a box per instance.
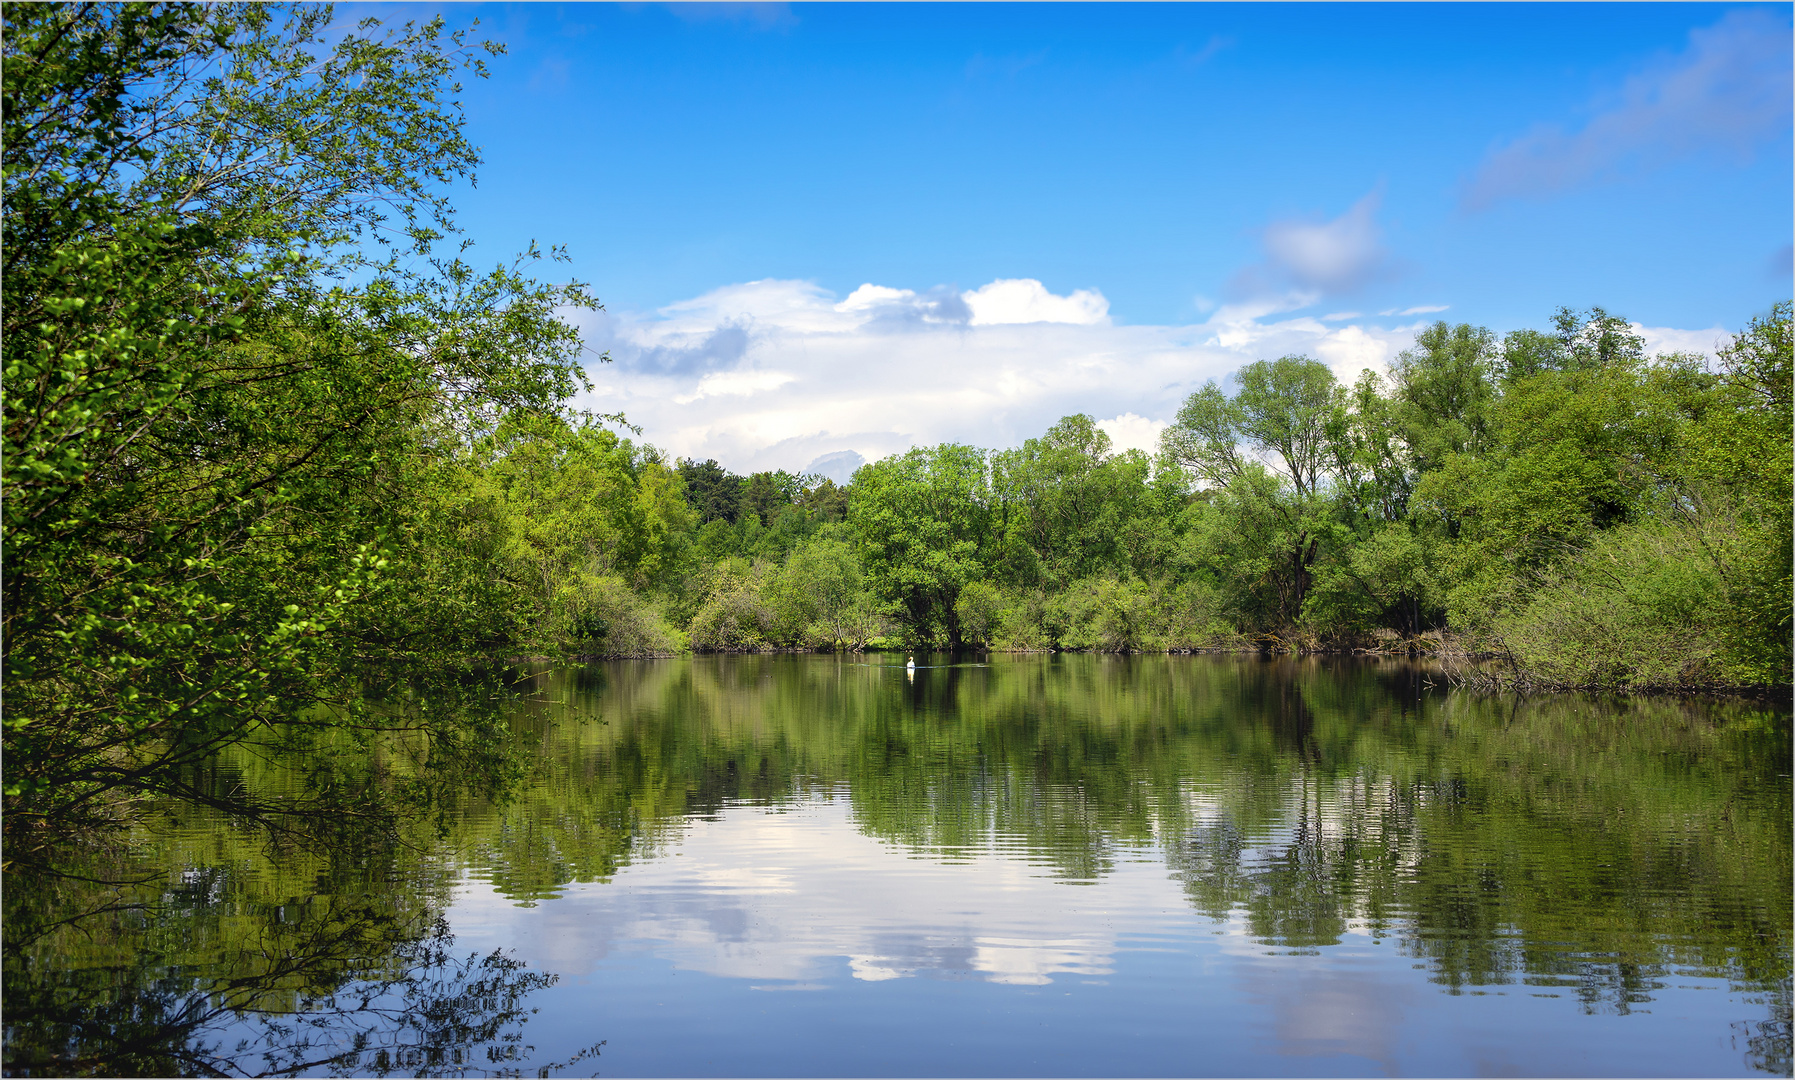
[906,655,915,670]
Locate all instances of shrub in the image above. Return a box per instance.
[767,536,883,648]
[687,559,775,651]
[1154,579,1247,650]
[1490,519,1740,689]
[1041,577,1154,652]
[954,580,1005,648]
[565,576,683,657]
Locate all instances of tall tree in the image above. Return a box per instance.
[1161,357,1342,628]
[849,444,994,646]
[676,458,744,523]
[2,4,594,848]
[991,414,1155,587]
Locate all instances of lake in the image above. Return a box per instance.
[4,655,1790,1077]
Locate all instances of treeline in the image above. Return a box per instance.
[490,305,1790,693]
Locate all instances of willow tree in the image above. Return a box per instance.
[1160,356,1343,631]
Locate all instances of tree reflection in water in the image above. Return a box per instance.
[476,654,1789,1070]
[4,878,599,1078]
[5,654,1788,1075]
[2,664,599,1078]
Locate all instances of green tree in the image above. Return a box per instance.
[849,444,994,646]
[676,458,744,523]
[1161,357,1342,630]
[2,4,595,848]
[1389,322,1499,477]
[770,533,883,648]
[991,414,1160,587]
[1163,355,1340,498]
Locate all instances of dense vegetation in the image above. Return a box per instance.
[2,2,1787,860]
[574,306,1791,697]
[1,3,614,857]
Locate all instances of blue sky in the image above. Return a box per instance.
[365,3,1794,475]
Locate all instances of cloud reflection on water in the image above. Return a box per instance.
[448,794,1437,1072]
[452,796,1160,988]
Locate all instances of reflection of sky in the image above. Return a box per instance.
[453,794,1138,988]
[445,793,1762,1077]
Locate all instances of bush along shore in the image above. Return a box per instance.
[525,303,1790,696]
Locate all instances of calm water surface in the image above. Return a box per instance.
[8,655,1791,1076]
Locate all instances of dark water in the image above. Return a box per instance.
[6,655,1791,1077]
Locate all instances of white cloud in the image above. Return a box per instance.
[1632,322,1729,359]
[1381,304,1449,317]
[962,278,1110,325]
[1259,190,1389,294]
[836,283,916,312]
[1312,325,1398,386]
[1464,10,1793,209]
[659,279,860,334]
[673,369,796,404]
[573,277,1720,474]
[1095,413,1168,457]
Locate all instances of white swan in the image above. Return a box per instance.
[906,655,915,670]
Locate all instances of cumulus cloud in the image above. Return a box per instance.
[1312,324,1403,386]
[1095,413,1168,457]
[674,369,796,404]
[569,277,1428,474]
[625,323,750,375]
[962,278,1110,325]
[835,283,972,325]
[1247,190,1390,296]
[1464,10,1793,209]
[1632,322,1729,359]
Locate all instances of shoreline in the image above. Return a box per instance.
[527,646,1792,699]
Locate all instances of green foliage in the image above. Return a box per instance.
[1044,576,1156,652]
[1,4,595,847]
[849,443,995,645]
[768,534,886,648]
[1174,465,1329,633]
[1303,523,1440,639]
[687,558,775,651]
[1160,357,1344,630]
[991,414,1161,587]
[1489,520,1732,689]
[676,300,1780,685]
[444,417,689,653]
[954,578,1007,648]
[1389,322,1499,475]
[1163,355,1339,496]
[1470,302,1793,689]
